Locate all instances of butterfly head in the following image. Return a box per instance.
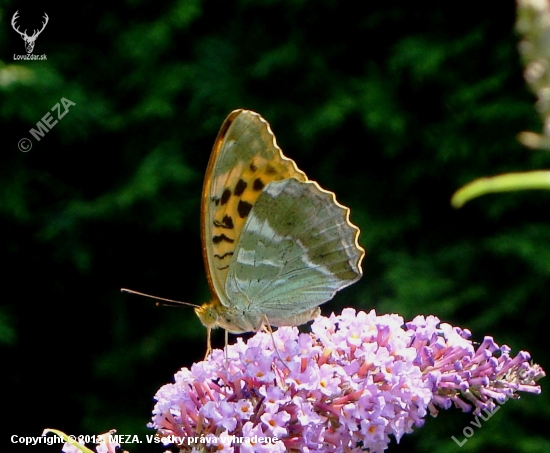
[195,298,257,334]
[194,300,220,329]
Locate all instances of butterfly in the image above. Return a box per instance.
[195,109,365,353]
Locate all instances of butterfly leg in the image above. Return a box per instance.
[260,314,292,372]
[204,327,213,359]
[224,329,229,361]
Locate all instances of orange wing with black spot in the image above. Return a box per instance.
[201,110,307,307]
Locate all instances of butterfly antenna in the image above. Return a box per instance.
[120,288,201,309]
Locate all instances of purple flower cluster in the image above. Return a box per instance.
[149,309,544,453]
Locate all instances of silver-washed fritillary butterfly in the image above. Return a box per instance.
[195,110,365,352]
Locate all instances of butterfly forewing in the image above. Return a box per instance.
[201,110,307,306]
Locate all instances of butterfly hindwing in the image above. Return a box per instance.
[225,178,363,322]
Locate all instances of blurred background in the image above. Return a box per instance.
[1,1,549,452]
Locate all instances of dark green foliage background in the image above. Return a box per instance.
[1,1,549,452]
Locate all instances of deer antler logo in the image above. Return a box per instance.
[11,11,49,54]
